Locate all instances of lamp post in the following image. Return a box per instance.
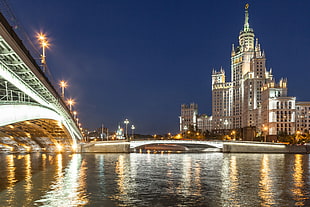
[296,130,301,143]
[59,80,67,98]
[231,130,236,140]
[131,125,135,140]
[263,126,268,142]
[124,119,129,140]
[37,32,49,72]
[67,98,75,111]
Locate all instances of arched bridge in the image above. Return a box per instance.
[0,13,82,152]
[130,140,223,152]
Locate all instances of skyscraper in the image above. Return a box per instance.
[211,4,293,139]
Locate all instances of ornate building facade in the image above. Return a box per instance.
[211,4,297,139]
[179,4,309,140]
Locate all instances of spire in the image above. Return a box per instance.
[244,3,250,31]
[255,38,258,51]
[231,44,235,56]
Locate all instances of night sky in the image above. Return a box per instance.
[6,0,310,134]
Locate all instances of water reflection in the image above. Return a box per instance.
[0,153,309,206]
[259,155,276,206]
[35,154,88,206]
[220,155,240,206]
[292,154,306,206]
[5,155,16,206]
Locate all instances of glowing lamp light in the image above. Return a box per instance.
[25,146,31,152]
[72,143,78,152]
[67,98,75,111]
[59,80,68,98]
[56,144,63,152]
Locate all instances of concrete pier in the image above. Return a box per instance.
[81,141,130,153]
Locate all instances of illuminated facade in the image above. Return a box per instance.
[212,68,232,130]
[179,103,198,132]
[197,115,212,132]
[211,4,299,138]
[295,102,310,134]
[179,104,213,133]
[261,80,296,136]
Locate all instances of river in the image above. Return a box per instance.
[0,152,309,206]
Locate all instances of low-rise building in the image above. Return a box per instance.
[295,101,310,134]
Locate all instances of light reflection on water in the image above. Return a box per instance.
[0,153,309,206]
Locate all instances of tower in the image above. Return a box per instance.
[230,4,273,130]
[212,4,273,138]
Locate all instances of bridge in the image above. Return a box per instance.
[130,140,223,152]
[0,13,82,152]
[80,140,223,153]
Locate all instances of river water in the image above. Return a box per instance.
[0,152,309,207]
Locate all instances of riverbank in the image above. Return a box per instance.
[222,141,310,153]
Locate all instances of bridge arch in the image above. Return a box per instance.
[0,103,80,144]
[130,140,223,152]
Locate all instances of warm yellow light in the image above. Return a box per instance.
[36,32,50,48]
[59,80,68,88]
[263,126,268,131]
[67,98,75,107]
[42,41,49,48]
[56,144,63,152]
[175,134,182,139]
[72,143,77,152]
[37,32,46,41]
[25,146,30,152]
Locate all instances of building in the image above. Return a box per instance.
[179,4,309,140]
[179,103,198,133]
[211,4,302,139]
[296,102,310,134]
[197,114,212,133]
[179,103,212,133]
[261,80,296,137]
[212,68,232,131]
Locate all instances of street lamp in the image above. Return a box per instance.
[263,126,268,142]
[36,32,49,72]
[73,111,77,119]
[231,130,236,140]
[124,119,129,140]
[67,98,75,111]
[59,80,67,98]
[131,125,135,140]
[296,130,301,143]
